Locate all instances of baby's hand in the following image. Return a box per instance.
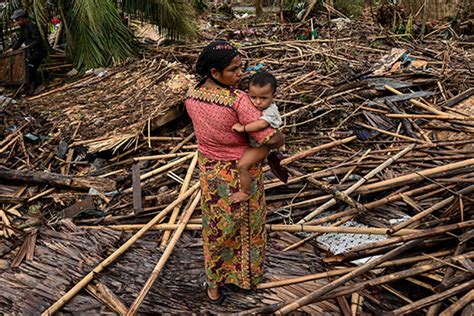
[232,123,245,133]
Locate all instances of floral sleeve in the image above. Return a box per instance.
[234,92,275,144]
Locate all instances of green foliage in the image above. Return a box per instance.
[0,0,22,30]
[405,14,413,34]
[63,0,136,71]
[285,0,308,20]
[192,0,209,14]
[1,0,198,71]
[31,0,48,38]
[120,0,197,39]
[284,0,367,20]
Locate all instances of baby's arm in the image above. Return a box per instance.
[232,119,269,133]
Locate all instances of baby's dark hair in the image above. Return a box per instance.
[249,71,277,93]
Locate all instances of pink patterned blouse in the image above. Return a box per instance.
[185,86,274,161]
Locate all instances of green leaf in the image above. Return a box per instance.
[120,0,197,39]
[62,0,137,71]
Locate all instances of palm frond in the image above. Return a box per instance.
[0,0,22,26]
[32,0,49,39]
[63,0,137,71]
[121,0,197,39]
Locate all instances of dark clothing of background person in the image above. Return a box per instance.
[11,21,47,88]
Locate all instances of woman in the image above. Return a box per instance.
[185,41,284,304]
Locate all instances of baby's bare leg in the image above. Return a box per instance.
[232,146,270,203]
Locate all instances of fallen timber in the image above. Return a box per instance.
[1,9,473,315]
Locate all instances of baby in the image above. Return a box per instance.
[232,71,286,203]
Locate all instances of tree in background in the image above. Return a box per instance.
[1,0,197,71]
[255,0,263,17]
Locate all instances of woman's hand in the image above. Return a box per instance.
[232,123,245,133]
[266,130,284,149]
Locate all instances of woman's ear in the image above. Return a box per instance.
[210,68,220,80]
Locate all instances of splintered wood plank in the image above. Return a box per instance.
[132,164,142,213]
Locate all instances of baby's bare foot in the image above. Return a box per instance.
[231,191,250,203]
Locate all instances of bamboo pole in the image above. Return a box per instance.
[257,250,452,290]
[81,223,418,235]
[351,293,362,316]
[86,280,128,315]
[299,144,415,223]
[169,132,195,154]
[357,123,426,144]
[387,280,474,316]
[282,87,362,118]
[141,136,184,141]
[265,166,353,190]
[315,251,474,303]
[356,158,474,194]
[133,152,194,161]
[160,152,198,249]
[386,113,474,120]
[347,220,474,253]
[384,85,447,116]
[304,183,441,228]
[0,135,19,154]
[436,273,472,293]
[28,74,95,100]
[338,296,352,316]
[0,122,28,148]
[275,239,423,315]
[323,237,452,264]
[308,176,368,212]
[127,192,201,315]
[0,210,15,238]
[439,290,474,316]
[140,153,194,181]
[41,182,200,316]
[340,149,371,184]
[427,232,469,316]
[81,224,202,231]
[282,216,352,252]
[122,154,194,194]
[264,136,356,172]
[388,185,474,234]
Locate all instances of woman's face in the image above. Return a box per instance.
[212,56,242,87]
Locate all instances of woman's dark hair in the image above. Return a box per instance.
[196,40,239,79]
[249,71,277,93]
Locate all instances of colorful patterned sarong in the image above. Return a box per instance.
[199,153,266,289]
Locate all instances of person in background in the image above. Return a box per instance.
[7,9,47,94]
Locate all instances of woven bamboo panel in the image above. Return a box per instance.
[0,49,27,85]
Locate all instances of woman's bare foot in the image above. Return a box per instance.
[208,287,221,300]
[231,191,250,203]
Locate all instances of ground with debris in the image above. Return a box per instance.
[1,10,473,315]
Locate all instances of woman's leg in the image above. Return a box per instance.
[199,154,267,292]
[231,146,269,203]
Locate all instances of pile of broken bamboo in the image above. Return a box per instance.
[1,12,473,315]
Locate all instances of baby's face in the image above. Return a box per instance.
[248,83,274,111]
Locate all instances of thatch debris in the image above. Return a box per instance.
[1,9,473,315]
